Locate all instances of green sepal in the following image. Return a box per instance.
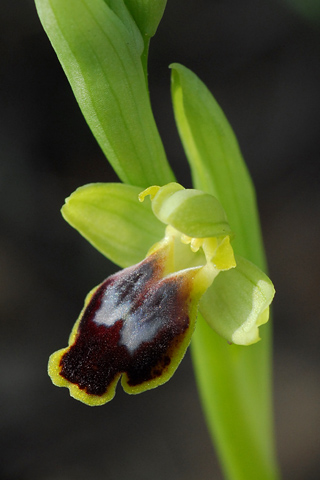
[170,63,264,266]
[123,0,167,37]
[61,183,165,268]
[35,0,174,187]
[141,183,232,239]
[200,256,275,345]
[156,189,232,238]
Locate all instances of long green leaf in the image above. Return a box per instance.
[61,183,165,268]
[171,63,280,480]
[35,0,174,187]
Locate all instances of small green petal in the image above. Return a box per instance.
[35,0,174,187]
[61,183,165,268]
[199,256,275,345]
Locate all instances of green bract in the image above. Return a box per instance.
[170,63,264,266]
[36,1,280,479]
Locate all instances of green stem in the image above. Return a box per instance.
[191,211,280,479]
[191,224,280,479]
[192,318,280,480]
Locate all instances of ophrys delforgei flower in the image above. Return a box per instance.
[48,183,274,406]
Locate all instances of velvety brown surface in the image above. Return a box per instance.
[59,253,191,395]
[1,1,320,479]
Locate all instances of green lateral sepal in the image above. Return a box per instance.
[200,255,275,345]
[61,183,165,268]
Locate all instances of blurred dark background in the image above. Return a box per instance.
[1,0,320,479]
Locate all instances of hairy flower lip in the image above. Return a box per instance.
[48,240,214,405]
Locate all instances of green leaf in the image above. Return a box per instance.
[123,0,167,37]
[170,63,264,268]
[61,183,165,268]
[35,0,174,187]
[171,64,279,479]
[200,256,275,345]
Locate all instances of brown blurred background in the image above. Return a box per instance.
[1,0,320,479]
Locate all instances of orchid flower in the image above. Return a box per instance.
[36,1,280,479]
[49,181,273,406]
